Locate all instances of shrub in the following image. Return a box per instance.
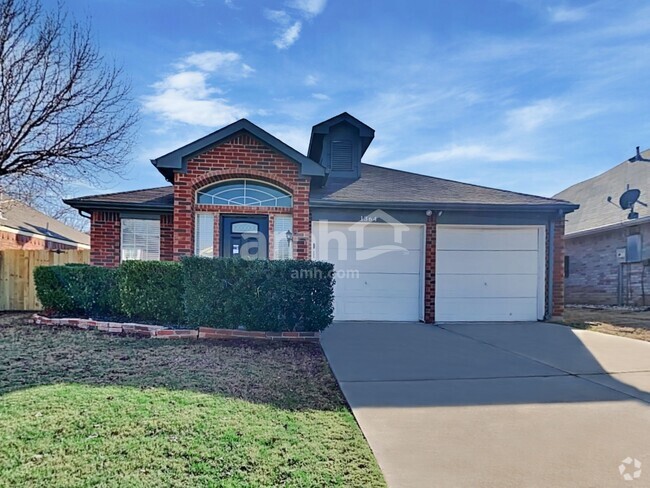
[34,264,119,317]
[182,257,334,332]
[34,266,76,314]
[35,257,335,332]
[118,261,184,325]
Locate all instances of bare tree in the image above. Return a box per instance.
[0,0,138,227]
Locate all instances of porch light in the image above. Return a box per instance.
[286,229,293,243]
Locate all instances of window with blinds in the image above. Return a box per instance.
[273,216,293,260]
[195,213,214,257]
[121,219,160,261]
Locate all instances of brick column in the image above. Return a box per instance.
[160,214,174,261]
[552,218,566,319]
[424,213,437,323]
[90,211,120,267]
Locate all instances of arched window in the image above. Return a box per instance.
[196,179,292,207]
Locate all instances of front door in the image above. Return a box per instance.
[221,216,269,259]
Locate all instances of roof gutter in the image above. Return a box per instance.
[63,199,173,214]
[564,215,650,239]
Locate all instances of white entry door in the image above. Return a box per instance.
[435,225,546,322]
[312,222,424,321]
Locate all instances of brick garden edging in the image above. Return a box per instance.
[31,314,320,342]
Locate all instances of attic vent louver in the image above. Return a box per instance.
[331,140,353,171]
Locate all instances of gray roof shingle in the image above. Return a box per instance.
[65,186,173,211]
[311,164,575,209]
[0,199,89,246]
[66,164,575,213]
[554,150,650,235]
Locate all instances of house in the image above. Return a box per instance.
[0,198,90,251]
[65,113,577,322]
[554,149,650,306]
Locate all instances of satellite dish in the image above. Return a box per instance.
[619,189,641,210]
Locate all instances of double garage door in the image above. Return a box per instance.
[313,223,545,322]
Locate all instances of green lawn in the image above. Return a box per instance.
[0,314,385,487]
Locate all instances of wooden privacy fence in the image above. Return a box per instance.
[0,249,90,311]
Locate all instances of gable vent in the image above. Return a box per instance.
[331,140,353,171]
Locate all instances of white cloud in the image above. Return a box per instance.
[179,50,254,77]
[548,6,588,23]
[274,21,302,49]
[312,92,329,100]
[287,0,327,18]
[304,74,318,86]
[143,53,251,127]
[505,99,563,132]
[265,0,326,49]
[388,144,531,169]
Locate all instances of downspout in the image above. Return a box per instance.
[546,218,555,321]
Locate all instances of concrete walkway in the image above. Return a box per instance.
[321,321,650,488]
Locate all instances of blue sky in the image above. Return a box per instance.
[58,0,650,198]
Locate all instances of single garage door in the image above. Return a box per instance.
[435,225,545,322]
[313,222,424,321]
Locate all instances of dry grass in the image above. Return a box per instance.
[562,307,650,342]
[0,313,386,487]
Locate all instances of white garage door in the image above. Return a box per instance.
[313,222,424,321]
[435,225,545,322]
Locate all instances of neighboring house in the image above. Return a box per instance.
[0,198,90,251]
[65,113,576,322]
[554,149,650,306]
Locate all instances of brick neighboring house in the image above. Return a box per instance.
[554,149,650,306]
[0,198,89,251]
[66,113,577,322]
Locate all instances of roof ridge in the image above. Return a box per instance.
[360,163,570,204]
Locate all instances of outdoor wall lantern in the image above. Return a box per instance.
[286,229,293,244]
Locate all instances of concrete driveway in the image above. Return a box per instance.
[320,321,650,488]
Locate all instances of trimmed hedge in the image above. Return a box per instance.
[181,257,334,332]
[34,258,334,331]
[34,264,119,317]
[118,261,184,324]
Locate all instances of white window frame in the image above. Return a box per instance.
[273,215,293,260]
[195,213,215,257]
[120,218,160,262]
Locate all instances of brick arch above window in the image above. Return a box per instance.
[189,169,298,196]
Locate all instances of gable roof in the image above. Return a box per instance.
[554,149,650,235]
[0,199,89,247]
[151,119,325,181]
[307,112,375,164]
[310,163,577,211]
[66,165,577,214]
[64,186,173,213]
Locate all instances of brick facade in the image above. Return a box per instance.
[0,230,79,251]
[172,132,312,261]
[424,214,436,323]
[160,214,174,261]
[565,223,650,306]
[90,211,121,267]
[551,219,565,318]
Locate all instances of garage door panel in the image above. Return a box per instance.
[437,227,539,251]
[436,274,538,299]
[314,224,423,250]
[436,250,539,275]
[335,273,421,298]
[336,296,422,321]
[435,226,544,322]
[313,222,424,321]
[436,298,539,322]
[327,250,421,274]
